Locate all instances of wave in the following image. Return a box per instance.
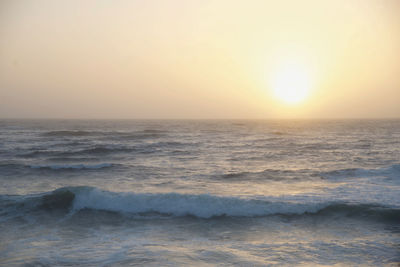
[2,187,399,222]
[29,163,113,170]
[321,164,400,179]
[19,145,135,158]
[18,140,193,158]
[199,164,400,182]
[19,141,193,159]
[76,146,134,155]
[0,162,114,173]
[220,168,313,181]
[46,157,99,163]
[42,130,95,137]
[41,129,167,139]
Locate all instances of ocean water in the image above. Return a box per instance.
[0,119,399,266]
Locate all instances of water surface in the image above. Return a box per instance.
[0,119,399,266]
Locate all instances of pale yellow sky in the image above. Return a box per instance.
[1,0,399,119]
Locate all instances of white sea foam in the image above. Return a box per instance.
[71,187,329,218]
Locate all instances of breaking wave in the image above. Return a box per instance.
[2,187,399,221]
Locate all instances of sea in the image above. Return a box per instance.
[0,119,399,266]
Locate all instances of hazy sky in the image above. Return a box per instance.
[1,0,399,119]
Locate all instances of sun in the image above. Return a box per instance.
[271,61,312,104]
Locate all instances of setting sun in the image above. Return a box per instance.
[271,61,312,104]
[0,0,399,265]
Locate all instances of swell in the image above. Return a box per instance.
[2,187,399,222]
[219,168,315,181]
[18,141,196,158]
[321,164,400,179]
[0,162,114,172]
[42,130,95,137]
[18,146,136,158]
[220,164,400,182]
[29,163,114,170]
[41,129,167,139]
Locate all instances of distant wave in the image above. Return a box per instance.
[41,129,167,139]
[29,163,113,170]
[76,146,134,155]
[0,162,114,173]
[321,164,400,179]
[220,168,313,181]
[0,162,24,171]
[2,187,398,222]
[216,164,400,181]
[19,145,136,158]
[42,130,95,137]
[18,140,196,159]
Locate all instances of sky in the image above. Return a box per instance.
[0,0,399,119]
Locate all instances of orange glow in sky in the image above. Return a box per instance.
[0,0,399,119]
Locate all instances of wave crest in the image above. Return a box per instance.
[3,187,398,222]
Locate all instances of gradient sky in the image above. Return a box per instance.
[1,0,399,119]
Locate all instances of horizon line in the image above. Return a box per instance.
[1,117,399,121]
